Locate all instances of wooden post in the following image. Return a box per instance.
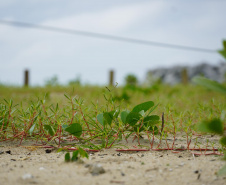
[109,70,114,86]
[181,68,188,85]
[24,69,29,87]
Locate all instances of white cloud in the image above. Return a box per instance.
[0,1,226,85]
[43,1,166,33]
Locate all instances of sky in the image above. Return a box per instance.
[0,0,226,86]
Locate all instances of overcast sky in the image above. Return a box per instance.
[0,0,226,86]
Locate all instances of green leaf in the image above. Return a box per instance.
[220,136,226,146]
[28,123,36,135]
[61,124,69,130]
[218,50,226,59]
[218,40,226,59]
[143,115,160,126]
[132,101,154,113]
[44,125,55,136]
[147,103,159,116]
[64,94,70,100]
[223,40,226,50]
[218,165,226,176]
[97,113,104,126]
[71,150,79,161]
[113,110,120,119]
[192,77,226,94]
[78,148,89,159]
[103,112,113,125]
[65,152,70,162]
[121,111,129,124]
[64,123,82,137]
[126,112,142,126]
[97,111,117,126]
[0,117,8,130]
[196,118,224,135]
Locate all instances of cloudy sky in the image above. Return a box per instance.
[0,0,225,86]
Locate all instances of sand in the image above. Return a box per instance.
[0,136,225,185]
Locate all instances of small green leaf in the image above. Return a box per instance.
[64,94,70,100]
[28,123,36,135]
[121,111,129,124]
[218,50,226,59]
[71,150,79,161]
[61,124,69,130]
[218,165,226,176]
[126,112,142,126]
[65,152,70,162]
[132,101,154,113]
[112,110,120,119]
[143,115,160,126]
[218,40,226,59]
[197,118,224,135]
[223,40,226,50]
[220,136,226,146]
[78,148,89,159]
[44,125,55,136]
[65,123,82,137]
[192,77,226,94]
[97,113,104,126]
[103,112,113,125]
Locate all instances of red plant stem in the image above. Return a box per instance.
[186,131,192,150]
[19,131,25,145]
[42,105,54,124]
[79,106,92,137]
[151,129,155,149]
[107,129,121,149]
[70,110,76,125]
[165,139,169,149]
[146,131,151,144]
[105,135,109,149]
[11,120,17,136]
[116,149,149,152]
[156,134,163,149]
[58,125,62,147]
[170,114,176,149]
[132,134,141,145]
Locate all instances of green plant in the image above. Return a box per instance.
[125,74,138,87]
[45,75,59,87]
[193,40,226,176]
[68,76,81,86]
[65,147,88,162]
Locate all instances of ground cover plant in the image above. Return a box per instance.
[0,82,226,184]
[0,83,225,155]
[1,41,226,184]
[192,40,226,175]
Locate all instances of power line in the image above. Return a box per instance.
[0,19,216,53]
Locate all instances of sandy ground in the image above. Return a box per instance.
[0,136,225,185]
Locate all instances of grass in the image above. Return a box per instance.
[0,83,225,155]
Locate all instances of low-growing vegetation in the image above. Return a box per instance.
[0,40,226,177]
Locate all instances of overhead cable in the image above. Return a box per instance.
[0,19,216,53]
